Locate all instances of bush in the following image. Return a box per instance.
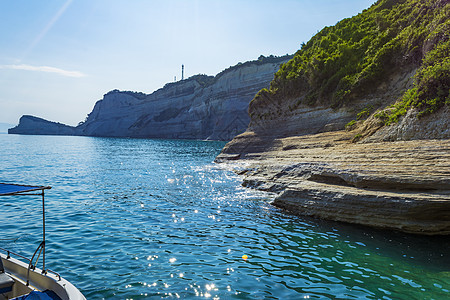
[257,0,450,123]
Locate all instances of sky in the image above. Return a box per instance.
[0,0,376,126]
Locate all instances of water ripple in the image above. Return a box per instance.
[1,135,449,299]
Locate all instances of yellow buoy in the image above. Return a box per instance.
[242,255,248,260]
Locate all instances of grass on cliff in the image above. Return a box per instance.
[377,37,450,124]
[252,0,449,122]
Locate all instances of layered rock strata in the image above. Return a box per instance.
[9,56,291,141]
[214,0,450,235]
[216,131,450,235]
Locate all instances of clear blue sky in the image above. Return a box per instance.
[0,0,376,126]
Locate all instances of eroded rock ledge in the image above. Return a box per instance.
[216,131,450,235]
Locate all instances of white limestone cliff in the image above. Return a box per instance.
[10,56,291,141]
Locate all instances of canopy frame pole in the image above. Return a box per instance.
[0,183,51,273]
[42,189,46,272]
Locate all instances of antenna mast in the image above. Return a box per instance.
[182,64,184,80]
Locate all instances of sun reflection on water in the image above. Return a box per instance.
[1,136,448,299]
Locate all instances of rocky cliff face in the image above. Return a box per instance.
[81,60,288,140]
[9,56,291,141]
[219,66,430,155]
[216,0,450,235]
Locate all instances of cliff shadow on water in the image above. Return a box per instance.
[279,212,450,273]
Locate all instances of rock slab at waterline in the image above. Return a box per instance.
[216,132,450,235]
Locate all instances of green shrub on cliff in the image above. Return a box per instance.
[387,39,450,122]
[255,0,449,121]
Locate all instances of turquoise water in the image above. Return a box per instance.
[0,134,448,299]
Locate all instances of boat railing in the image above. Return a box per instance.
[0,247,31,264]
[46,268,61,281]
[0,243,62,284]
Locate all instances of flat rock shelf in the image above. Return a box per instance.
[216,131,450,235]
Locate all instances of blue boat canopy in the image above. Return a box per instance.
[0,183,51,196]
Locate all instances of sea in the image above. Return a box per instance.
[0,134,448,299]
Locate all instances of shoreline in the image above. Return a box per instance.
[216,131,450,235]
